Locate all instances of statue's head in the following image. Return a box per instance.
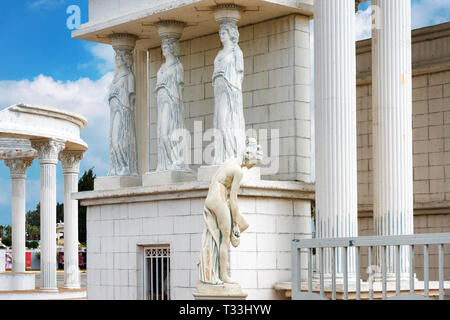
[115,49,133,69]
[242,137,262,168]
[219,22,239,46]
[161,37,180,58]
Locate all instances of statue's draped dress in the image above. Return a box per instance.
[156,59,187,171]
[108,70,138,176]
[212,45,245,165]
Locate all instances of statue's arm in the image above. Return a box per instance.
[229,167,243,228]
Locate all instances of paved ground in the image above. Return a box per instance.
[34,270,87,288]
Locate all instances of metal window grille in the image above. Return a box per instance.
[144,246,170,300]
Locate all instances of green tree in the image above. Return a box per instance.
[26,204,40,228]
[56,202,64,223]
[26,223,40,241]
[77,168,96,244]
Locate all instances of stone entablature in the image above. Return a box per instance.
[75,0,313,50]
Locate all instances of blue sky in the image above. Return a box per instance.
[0,0,450,226]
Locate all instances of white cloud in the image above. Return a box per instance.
[78,44,115,75]
[412,0,450,29]
[27,0,67,10]
[0,73,112,177]
[355,5,372,41]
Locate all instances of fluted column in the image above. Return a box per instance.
[31,139,65,292]
[372,0,413,278]
[59,150,84,289]
[4,158,34,273]
[314,0,358,277]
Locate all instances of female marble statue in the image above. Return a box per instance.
[156,37,189,171]
[108,48,138,176]
[198,137,262,285]
[212,21,245,165]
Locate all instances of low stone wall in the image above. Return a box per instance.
[75,180,314,300]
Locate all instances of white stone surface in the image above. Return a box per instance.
[314,0,358,277]
[32,139,66,292]
[142,170,195,186]
[76,179,313,300]
[371,0,414,277]
[156,21,191,171]
[108,34,139,177]
[197,165,261,182]
[74,0,313,50]
[148,15,312,181]
[59,151,84,289]
[94,176,142,190]
[0,103,87,152]
[212,5,246,165]
[4,158,33,273]
[0,273,35,291]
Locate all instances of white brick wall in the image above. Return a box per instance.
[86,195,312,300]
[148,14,312,182]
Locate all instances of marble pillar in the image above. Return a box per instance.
[314,0,358,277]
[155,20,190,172]
[4,157,33,273]
[372,0,413,278]
[108,33,139,177]
[212,4,246,165]
[59,150,84,289]
[31,139,65,292]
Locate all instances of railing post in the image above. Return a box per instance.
[291,241,300,299]
[424,244,429,298]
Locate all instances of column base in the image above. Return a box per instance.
[142,170,195,186]
[197,165,261,182]
[193,281,247,300]
[94,176,142,190]
[63,284,81,290]
[39,287,59,293]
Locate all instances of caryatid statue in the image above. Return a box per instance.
[155,21,190,172]
[108,34,139,177]
[212,5,246,165]
[198,137,262,287]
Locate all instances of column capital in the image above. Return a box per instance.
[156,20,185,40]
[31,139,66,165]
[213,4,243,25]
[59,150,84,174]
[4,157,34,179]
[109,33,137,51]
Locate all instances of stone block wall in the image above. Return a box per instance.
[356,71,450,208]
[148,14,312,182]
[85,184,312,300]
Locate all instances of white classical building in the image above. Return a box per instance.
[71,0,449,300]
[0,104,87,292]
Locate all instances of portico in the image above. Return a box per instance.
[0,104,87,292]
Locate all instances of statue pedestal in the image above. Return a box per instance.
[142,170,195,186]
[197,165,261,182]
[94,176,141,191]
[193,282,248,300]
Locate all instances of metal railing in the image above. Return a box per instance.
[291,233,450,300]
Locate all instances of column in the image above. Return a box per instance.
[372,0,413,278]
[4,157,34,273]
[314,0,358,277]
[31,139,65,292]
[59,150,84,289]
